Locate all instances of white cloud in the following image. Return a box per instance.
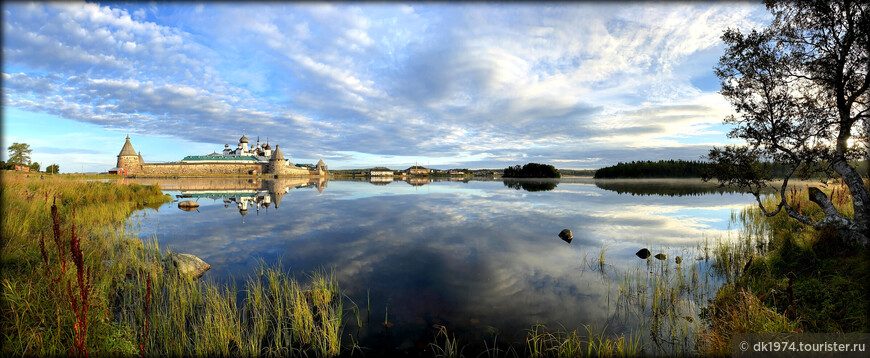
[2,2,770,168]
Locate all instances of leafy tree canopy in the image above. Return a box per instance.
[707,0,869,245]
[7,142,32,166]
[502,163,561,178]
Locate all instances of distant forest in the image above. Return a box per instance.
[593,160,802,179]
[559,169,597,177]
[593,160,713,178]
[502,163,561,178]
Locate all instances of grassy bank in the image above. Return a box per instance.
[698,180,870,355]
[8,171,861,356]
[0,172,345,356]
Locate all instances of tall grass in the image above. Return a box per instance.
[1,172,169,356]
[115,254,344,356]
[5,172,860,356]
[523,324,640,357]
[696,180,868,355]
[430,326,465,358]
[1,172,347,357]
[609,247,713,356]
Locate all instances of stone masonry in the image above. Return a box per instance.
[116,136,324,176]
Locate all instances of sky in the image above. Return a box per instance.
[1,2,772,172]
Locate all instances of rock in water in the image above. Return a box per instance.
[178,200,199,208]
[558,229,573,240]
[654,253,668,260]
[675,256,683,264]
[635,248,651,259]
[166,253,211,279]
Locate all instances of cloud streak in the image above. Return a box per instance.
[2,2,770,168]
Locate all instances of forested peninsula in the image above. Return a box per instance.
[592,160,798,179]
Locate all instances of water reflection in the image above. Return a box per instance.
[503,179,559,192]
[127,177,755,354]
[592,178,772,196]
[172,178,327,218]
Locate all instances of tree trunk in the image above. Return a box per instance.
[811,163,870,246]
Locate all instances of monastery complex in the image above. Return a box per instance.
[113,134,327,176]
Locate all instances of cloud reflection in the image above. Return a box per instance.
[129,178,754,347]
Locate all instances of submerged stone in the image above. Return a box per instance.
[165,253,211,279]
[178,200,199,208]
[635,248,651,259]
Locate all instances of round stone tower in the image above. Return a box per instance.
[316,158,328,176]
[116,135,141,174]
[267,145,288,175]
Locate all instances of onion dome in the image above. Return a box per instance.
[264,143,271,150]
[239,134,249,143]
[225,144,229,147]
[118,135,137,157]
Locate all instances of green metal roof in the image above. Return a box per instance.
[182,155,259,161]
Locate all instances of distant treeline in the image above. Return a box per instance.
[502,163,561,178]
[559,169,597,177]
[593,180,758,197]
[594,160,715,178]
[593,160,790,179]
[591,159,856,179]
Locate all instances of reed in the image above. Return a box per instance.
[430,325,465,358]
[112,245,347,356]
[697,181,869,354]
[1,172,348,357]
[523,323,640,357]
[597,245,608,272]
[1,172,170,356]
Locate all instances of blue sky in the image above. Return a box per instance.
[2,2,770,172]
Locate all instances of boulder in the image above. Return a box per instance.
[558,229,573,243]
[654,253,667,260]
[635,248,651,259]
[165,253,211,279]
[178,200,199,208]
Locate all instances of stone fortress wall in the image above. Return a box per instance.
[140,162,267,175]
[114,135,326,177]
[131,162,317,176]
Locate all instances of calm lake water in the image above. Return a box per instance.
[126,177,756,354]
